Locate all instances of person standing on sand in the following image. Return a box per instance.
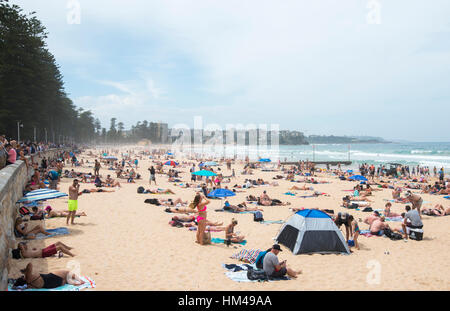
[67,179,81,225]
[190,193,210,245]
[94,159,101,176]
[405,191,423,216]
[148,166,156,185]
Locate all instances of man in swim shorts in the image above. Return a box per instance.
[12,241,75,259]
[67,179,80,225]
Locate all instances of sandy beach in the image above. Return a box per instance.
[8,146,450,291]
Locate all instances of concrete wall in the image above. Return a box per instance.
[0,148,68,291]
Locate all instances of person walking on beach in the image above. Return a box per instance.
[67,179,80,225]
[190,193,210,245]
[263,244,302,279]
[148,166,156,185]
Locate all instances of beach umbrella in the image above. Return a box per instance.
[204,161,218,166]
[164,160,178,166]
[207,188,236,198]
[348,175,368,181]
[259,158,271,162]
[17,189,68,203]
[191,170,217,177]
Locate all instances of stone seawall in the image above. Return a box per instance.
[0,148,69,291]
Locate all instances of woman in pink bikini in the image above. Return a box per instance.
[191,193,210,245]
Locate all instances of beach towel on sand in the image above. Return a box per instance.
[222,264,289,282]
[8,276,95,291]
[260,220,284,225]
[212,238,247,245]
[385,216,403,222]
[215,209,257,214]
[283,192,296,196]
[444,196,450,200]
[30,227,70,240]
[230,249,262,264]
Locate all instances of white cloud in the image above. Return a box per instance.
[12,0,450,140]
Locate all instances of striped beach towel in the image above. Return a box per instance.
[230,249,262,264]
[8,276,95,291]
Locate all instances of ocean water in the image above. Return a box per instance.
[183,142,450,171]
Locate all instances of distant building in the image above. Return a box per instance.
[149,122,169,143]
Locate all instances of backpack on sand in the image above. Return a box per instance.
[253,211,264,222]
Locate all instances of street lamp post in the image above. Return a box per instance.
[44,128,48,143]
[17,121,23,142]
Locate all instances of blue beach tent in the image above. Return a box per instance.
[275,209,350,255]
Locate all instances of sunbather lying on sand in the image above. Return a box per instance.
[14,262,84,289]
[422,204,450,216]
[290,185,313,191]
[223,201,263,212]
[146,188,175,194]
[343,195,373,202]
[42,206,87,218]
[81,188,115,193]
[164,207,195,214]
[258,191,291,206]
[11,241,75,259]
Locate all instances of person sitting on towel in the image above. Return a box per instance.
[262,244,302,279]
[369,216,391,236]
[364,211,381,225]
[14,217,51,239]
[225,219,245,243]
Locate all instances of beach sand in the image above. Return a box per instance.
[8,147,450,290]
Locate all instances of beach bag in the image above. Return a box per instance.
[362,207,373,212]
[383,228,402,240]
[253,211,264,222]
[409,228,423,241]
[19,207,30,216]
[137,186,145,194]
[247,268,269,282]
[144,198,160,205]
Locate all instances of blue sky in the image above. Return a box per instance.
[12,0,450,141]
